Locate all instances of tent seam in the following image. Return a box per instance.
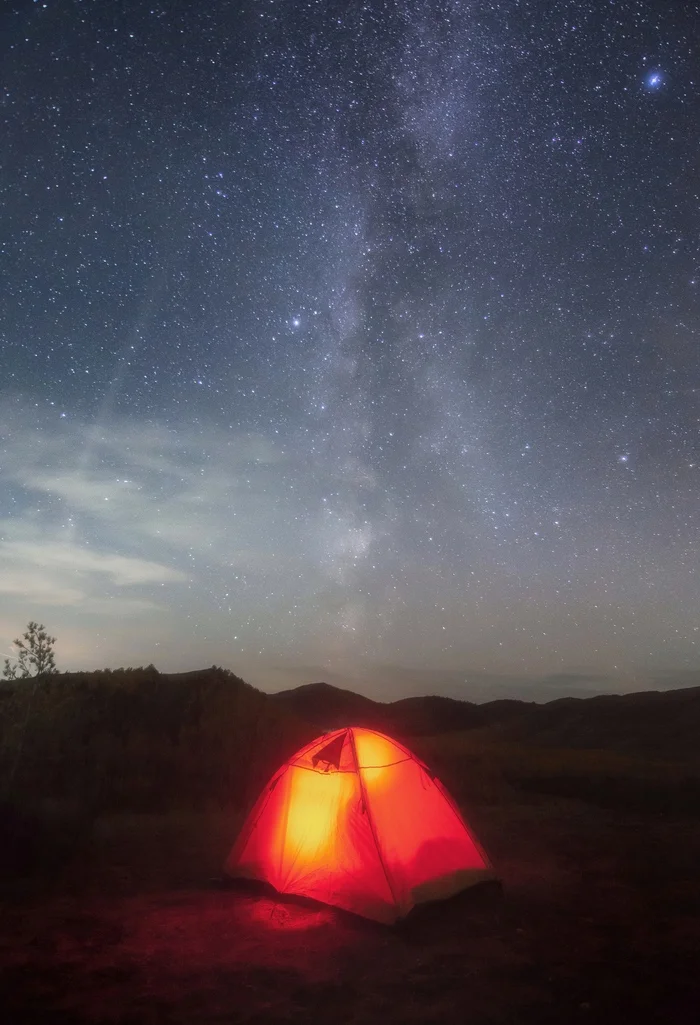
[348,727,400,914]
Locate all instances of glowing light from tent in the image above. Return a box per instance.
[354,728,406,785]
[226,726,496,923]
[279,766,355,871]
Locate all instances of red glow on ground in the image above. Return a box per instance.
[246,898,334,932]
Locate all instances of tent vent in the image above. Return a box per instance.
[311,730,347,771]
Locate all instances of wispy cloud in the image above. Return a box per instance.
[0,535,187,609]
[0,400,332,642]
[1,403,290,560]
[0,398,347,664]
[2,540,186,588]
[1,406,254,617]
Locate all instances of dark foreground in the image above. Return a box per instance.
[1,792,699,1025]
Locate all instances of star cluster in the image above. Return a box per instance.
[0,0,697,699]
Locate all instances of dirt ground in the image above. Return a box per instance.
[1,796,699,1025]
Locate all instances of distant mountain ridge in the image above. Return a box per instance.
[270,680,539,735]
[268,677,700,763]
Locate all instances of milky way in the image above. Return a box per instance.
[1,1,697,699]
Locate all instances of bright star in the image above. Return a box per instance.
[646,72,662,89]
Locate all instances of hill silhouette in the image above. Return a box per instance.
[269,681,383,730]
[486,684,700,762]
[270,680,529,735]
[270,677,700,762]
[0,665,311,817]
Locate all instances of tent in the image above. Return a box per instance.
[224,726,496,924]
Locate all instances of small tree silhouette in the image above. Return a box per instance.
[3,622,58,680]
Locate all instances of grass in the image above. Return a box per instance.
[416,729,700,814]
[2,731,700,1023]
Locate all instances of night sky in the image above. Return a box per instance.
[1,0,697,701]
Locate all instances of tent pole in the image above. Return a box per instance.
[348,727,399,914]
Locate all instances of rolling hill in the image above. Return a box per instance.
[269,677,700,762]
[270,681,533,736]
[0,665,312,815]
[486,684,700,762]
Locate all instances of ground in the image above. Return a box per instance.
[1,790,699,1024]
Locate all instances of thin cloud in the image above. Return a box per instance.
[2,541,187,587]
[0,535,187,612]
[2,407,291,562]
[0,566,85,606]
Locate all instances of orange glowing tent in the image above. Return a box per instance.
[224,726,496,924]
